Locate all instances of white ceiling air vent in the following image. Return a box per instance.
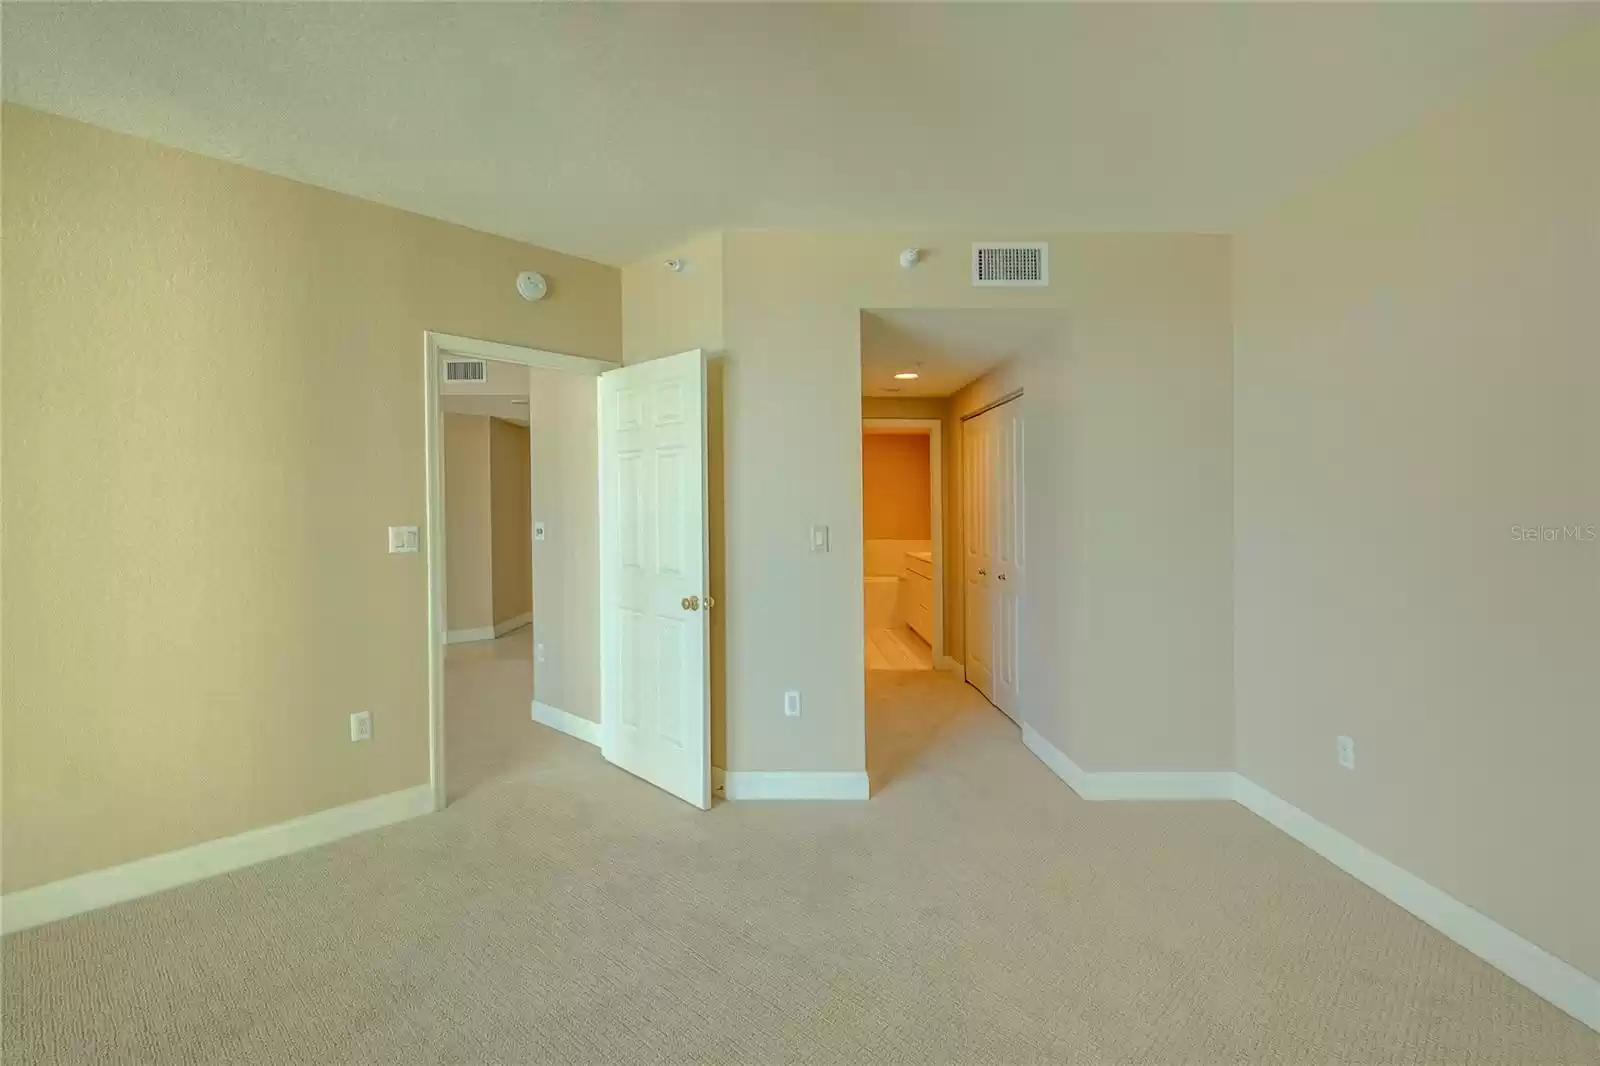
[972,242,1048,287]
[444,359,487,383]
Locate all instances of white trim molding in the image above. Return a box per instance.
[530,701,601,746]
[1021,724,1234,801]
[722,771,870,801]
[1234,778,1600,1033]
[493,612,533,637]
[1,785,434,935]
[445,626,497,645]
[1022,722,1091,794]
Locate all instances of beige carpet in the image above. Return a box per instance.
[4,667,1596,1064]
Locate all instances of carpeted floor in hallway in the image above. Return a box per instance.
[3,668,1595,1064]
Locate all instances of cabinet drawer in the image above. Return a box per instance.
[900,570,932,612]
[909,601,933,643]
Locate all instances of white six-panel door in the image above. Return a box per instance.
[963,399,1024,719]
[598,350,711,809]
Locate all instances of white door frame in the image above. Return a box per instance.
[423,331,619,812]
[860,417,945,665]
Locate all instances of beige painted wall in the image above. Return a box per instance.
[527,368,601,724]
[1234,28,1600,980]
[861,434,931,540]
[860,396,946,420]
[489,419,532,625]
[443,414,494,632]
[623,231,725,362]
[0,106,620,892]
[716,231,1234,775]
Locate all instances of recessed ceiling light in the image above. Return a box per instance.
[893,372,919,380]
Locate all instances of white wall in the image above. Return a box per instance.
[1233,28,1600,980]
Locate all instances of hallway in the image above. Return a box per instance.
[443,625,548,802]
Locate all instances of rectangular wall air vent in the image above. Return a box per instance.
[444,359,487,383]
[972,242,1048,287]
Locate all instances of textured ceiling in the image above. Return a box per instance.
[4,3,1593,265]
[862,309,1064,399]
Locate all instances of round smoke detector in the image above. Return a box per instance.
[516,271,549,302]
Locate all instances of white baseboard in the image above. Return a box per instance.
[723,771,870,801]
[1021,723,1234,801]
[493,612,532,637]
[1234,777,1599,1033]
[1022,724,1598,1030]
[1,785,434,935]
[445,626,496,644]
[530,700,601,745]
[1022,722,1091,794]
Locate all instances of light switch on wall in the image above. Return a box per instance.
[388,526,419,554]
[810,525,830,553]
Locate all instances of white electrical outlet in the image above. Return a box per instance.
[535,643,546,663]
[784,690,801,718]
[1336,735,1355,770]
[351,711,372,742]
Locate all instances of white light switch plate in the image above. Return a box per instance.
[350,711,372,742]
[810,525,829,553]
[388,526,419,554]
[534,521,547,542]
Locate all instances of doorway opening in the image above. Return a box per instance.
[860,309,1048,789]
[861,419,942,671]
[424,333,617,809]
[424,335,715,813]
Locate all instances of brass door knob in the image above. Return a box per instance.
[681,595,701,611]
[978,569,987,576]
[704,595,716,609]
[998,573,1007,581]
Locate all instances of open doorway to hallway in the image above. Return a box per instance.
[424,334,714,812]
[427,336,616,807]
[440,361,539,801]
[860,309,1057,788]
